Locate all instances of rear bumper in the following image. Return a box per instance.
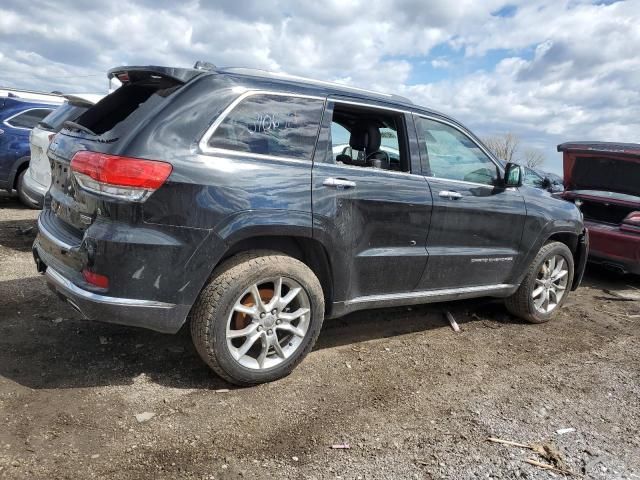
[33,215,193,334]
[585,220,640,275]
[20,169,46,208]
[40,263,191,333]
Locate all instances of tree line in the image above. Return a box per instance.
[482,133,545,168]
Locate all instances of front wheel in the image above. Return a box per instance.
[505,241,574,323]
[190,251,325,386]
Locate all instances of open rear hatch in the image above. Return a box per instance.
[558,142,640,226]
[47,66,202,233]
[559,142,640,198]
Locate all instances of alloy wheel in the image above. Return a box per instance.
[532,254,569,314]
[225,277,311,370]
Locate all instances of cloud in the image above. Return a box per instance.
[0,0,638,173]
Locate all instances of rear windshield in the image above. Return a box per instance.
[38,102,88,132]
[73,83,181,136]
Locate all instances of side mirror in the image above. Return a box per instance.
[503,162,523,187]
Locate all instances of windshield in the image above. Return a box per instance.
[38,102,88,131]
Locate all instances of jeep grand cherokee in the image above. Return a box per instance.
[33,65,588,385]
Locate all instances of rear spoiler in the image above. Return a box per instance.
[63,93,104,107]
[107,66,207,87]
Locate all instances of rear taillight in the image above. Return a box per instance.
[82,269,109,289]
[621,211,640,234]
[70,151,172,201]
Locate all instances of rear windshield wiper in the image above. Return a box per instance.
[63,121,97,136]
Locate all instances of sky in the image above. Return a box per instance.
[1,0,639,174]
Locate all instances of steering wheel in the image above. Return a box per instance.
[367,150,390,168]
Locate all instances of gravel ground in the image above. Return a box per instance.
[1,192,639,479]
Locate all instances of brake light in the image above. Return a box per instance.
[70,151,172,201]
[116,72,129,83]
[82,269,109,289]
[621,211,640,233]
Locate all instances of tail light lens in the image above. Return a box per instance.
[621,211,640,234]
[70,151,172,201]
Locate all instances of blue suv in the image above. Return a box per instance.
[0,94,59,198]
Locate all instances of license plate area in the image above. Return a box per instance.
[50,159,73,195]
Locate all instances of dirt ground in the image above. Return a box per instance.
[0,192,639,480]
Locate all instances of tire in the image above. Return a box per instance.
[190,250,325,386]
[16,170,38,209]
[505,241,574,323]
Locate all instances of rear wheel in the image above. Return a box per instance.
[505,241,574,323]
[190,251,324,386]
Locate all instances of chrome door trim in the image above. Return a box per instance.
[345,283,515,307]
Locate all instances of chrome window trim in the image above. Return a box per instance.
[198,90,326,159]
[328,97,411,114]
[423,176,500,189]
[4,107,54,131]
[328,159,421,178]
[198,148,318,166]
[198,90,504,180]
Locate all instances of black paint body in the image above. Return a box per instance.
[33,67,587,333]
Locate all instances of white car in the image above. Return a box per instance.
[20,94,103,208]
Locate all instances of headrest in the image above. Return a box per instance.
[349,123,381,152]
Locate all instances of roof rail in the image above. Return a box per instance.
[219,67,413,104]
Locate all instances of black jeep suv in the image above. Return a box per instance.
[34,65,588,385]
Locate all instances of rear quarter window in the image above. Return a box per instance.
[206,94,325,160]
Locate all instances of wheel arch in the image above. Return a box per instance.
[513,226,586,290]
[218,234,334,316]
[11,155,30,190]
[546,229,588,290]
[546,231,579,252]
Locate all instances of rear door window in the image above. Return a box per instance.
[6,108,53,129]
[207,94,325,160]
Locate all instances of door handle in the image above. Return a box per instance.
[439,190,462,199]
[323,177,356,189]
